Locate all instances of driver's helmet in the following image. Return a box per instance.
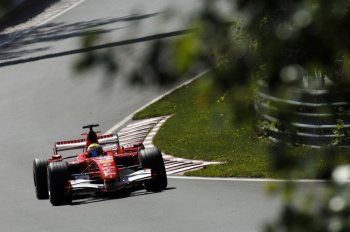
[87,143,104,157]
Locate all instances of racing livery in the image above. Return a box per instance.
[33,124,167,206]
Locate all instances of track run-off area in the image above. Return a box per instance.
[0,1,325,231]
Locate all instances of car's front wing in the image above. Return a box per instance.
[69,169,151,195]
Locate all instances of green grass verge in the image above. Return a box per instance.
[133,75,350,178]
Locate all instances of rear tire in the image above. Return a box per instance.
[139,147,167,192]
[33,157,49,199]
[47,161,71,206]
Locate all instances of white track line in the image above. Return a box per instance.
[104,70,209,135]
[0,0,86,48]
[167,175,342,183]
[37,0,86,27]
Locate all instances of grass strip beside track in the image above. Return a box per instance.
[133,75,350,178]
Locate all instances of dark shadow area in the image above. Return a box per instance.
[0,13,160,61]
[0,29,189,67]
[70,186,176,206]
[0,0,60,31]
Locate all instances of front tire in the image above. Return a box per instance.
[139,147,167,192]
[33,157,49,199]
[47,161,71,206]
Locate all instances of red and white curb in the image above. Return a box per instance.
[118,116,167,146]
[118,116,222,175]
[142,116,171,148]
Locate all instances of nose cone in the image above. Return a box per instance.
[94,156,118,180]
[103,169,117,180]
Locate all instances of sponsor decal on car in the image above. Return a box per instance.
[104,169,114,174]
[97,156,113,161]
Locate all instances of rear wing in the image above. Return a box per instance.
[54,134,119,154]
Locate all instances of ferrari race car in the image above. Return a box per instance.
[33,124,167,206]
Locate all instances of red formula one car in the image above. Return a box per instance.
[33,124,167,206]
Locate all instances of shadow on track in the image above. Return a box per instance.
[0,13,160,61]
[69,187,176,206]
[0,29,189,68]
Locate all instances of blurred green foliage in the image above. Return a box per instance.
[74,0,350,231]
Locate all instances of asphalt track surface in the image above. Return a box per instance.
[0,1,305,231]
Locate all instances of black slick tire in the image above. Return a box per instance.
[139,147,167,192]
[47,161,72,206]
[33,157,49,199]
